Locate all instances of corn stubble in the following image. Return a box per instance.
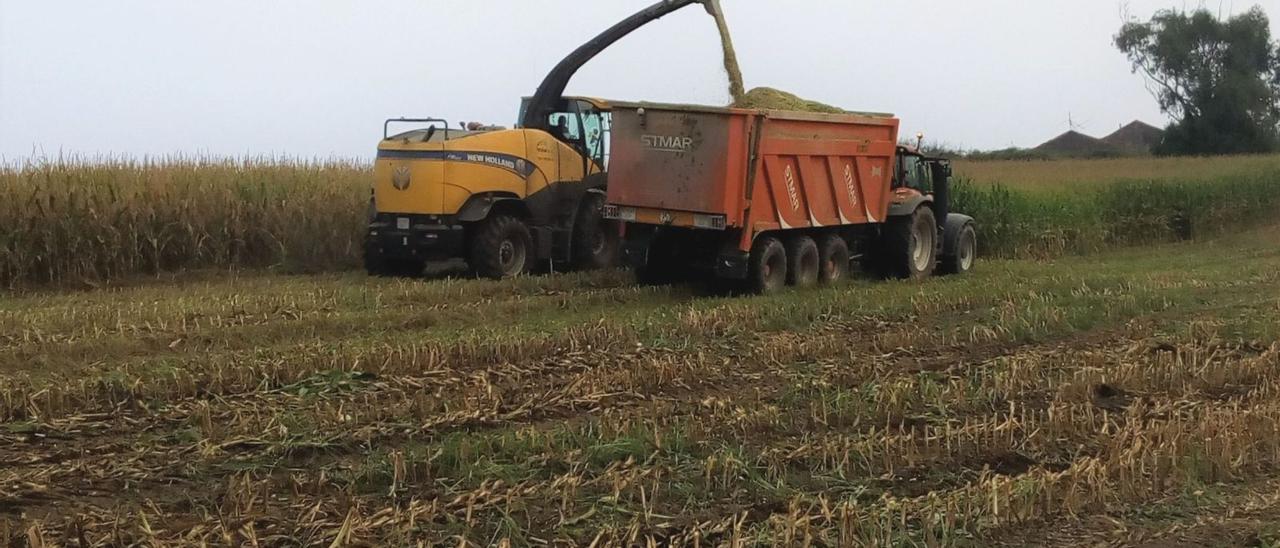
[3,226,1280,545]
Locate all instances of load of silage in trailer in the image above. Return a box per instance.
[732,87,848,114]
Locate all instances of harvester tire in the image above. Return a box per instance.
[469,214,532,279]
[883,207,937,280]
[940,222,977,275]
[747,235,787,295]
[786,236,820,288]
[817,234,850,285]
[571,193,621,271]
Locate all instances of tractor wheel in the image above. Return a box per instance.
[746,236,787,295]
[817,234,850,285]
[469,214,532,279]
[786,236,820,288]
[882,207,938,280]
[940,222,977,275]
[571,192,621,271]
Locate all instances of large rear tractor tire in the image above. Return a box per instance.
[882,207,938,280]
[786,236,820,288]
[940,222,977,275]
[747,236,788,295]
[571,192,621,271]
[469,215,532,279]
[817,234,851,285]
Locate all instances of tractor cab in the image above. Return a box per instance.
[893,146,952,195]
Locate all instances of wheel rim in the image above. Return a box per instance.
[499,239,524,275]
[766,250,786,287]
[911,224,934,272]
[959,233,975,271]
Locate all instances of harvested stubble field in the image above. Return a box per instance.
[3,223,1280,545]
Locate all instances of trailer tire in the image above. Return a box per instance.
[571,193,620,271]
[786,236,820,288]
[940,222,977,275]
[883,207,937,280]
[747,236,788,295]
[817,234,850,285]
[469,214,532,279]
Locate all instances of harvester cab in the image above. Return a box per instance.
[365,0,714,280]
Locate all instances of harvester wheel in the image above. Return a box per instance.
[747,235,787,294]
[571,193,621,271]
[883,207,938,280]
[817,234,850,285]
[940,222,977,275]
[469,214,532,279]
[786,236,820,288]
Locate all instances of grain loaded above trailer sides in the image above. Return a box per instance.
[603,102,977,294]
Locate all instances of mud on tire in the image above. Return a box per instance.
[786,235,820,288]
[469,214,532,279]
[747,235,787,295]
[816,233,850,284]
[881,207,938,280]
[571,192,621,271]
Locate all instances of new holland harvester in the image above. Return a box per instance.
[365,0,724,279]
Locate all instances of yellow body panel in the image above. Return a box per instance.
[374,128,599,216]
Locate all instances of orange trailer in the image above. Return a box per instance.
[604,102,977,293]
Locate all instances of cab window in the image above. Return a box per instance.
[899,155,932,191]
[576,100,609,169]
[548,112,582,142]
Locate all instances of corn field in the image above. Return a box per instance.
[3,155,1280,288]
[0,158,368,287]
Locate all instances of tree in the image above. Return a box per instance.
[1116,6,1280,155]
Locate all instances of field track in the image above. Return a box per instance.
[3,226,1280,546]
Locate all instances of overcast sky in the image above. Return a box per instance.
[1,1,1276,160]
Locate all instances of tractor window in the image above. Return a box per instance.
[900,155,931,191]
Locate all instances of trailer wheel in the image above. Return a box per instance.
[817,234,850,285]
[747,236,787,294]
[786,236,820,288]
[469,214,532,279]
[571,193,620,271]
[940,222,977,275]
[883,207,938,280]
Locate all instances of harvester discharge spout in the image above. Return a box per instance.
[521,0,715,131]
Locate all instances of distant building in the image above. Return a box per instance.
[1033,121,1164,157]
[1101,121,1165,155]
[1033,130,1116,157]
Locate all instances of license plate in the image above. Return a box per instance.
[397,217,410,230]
